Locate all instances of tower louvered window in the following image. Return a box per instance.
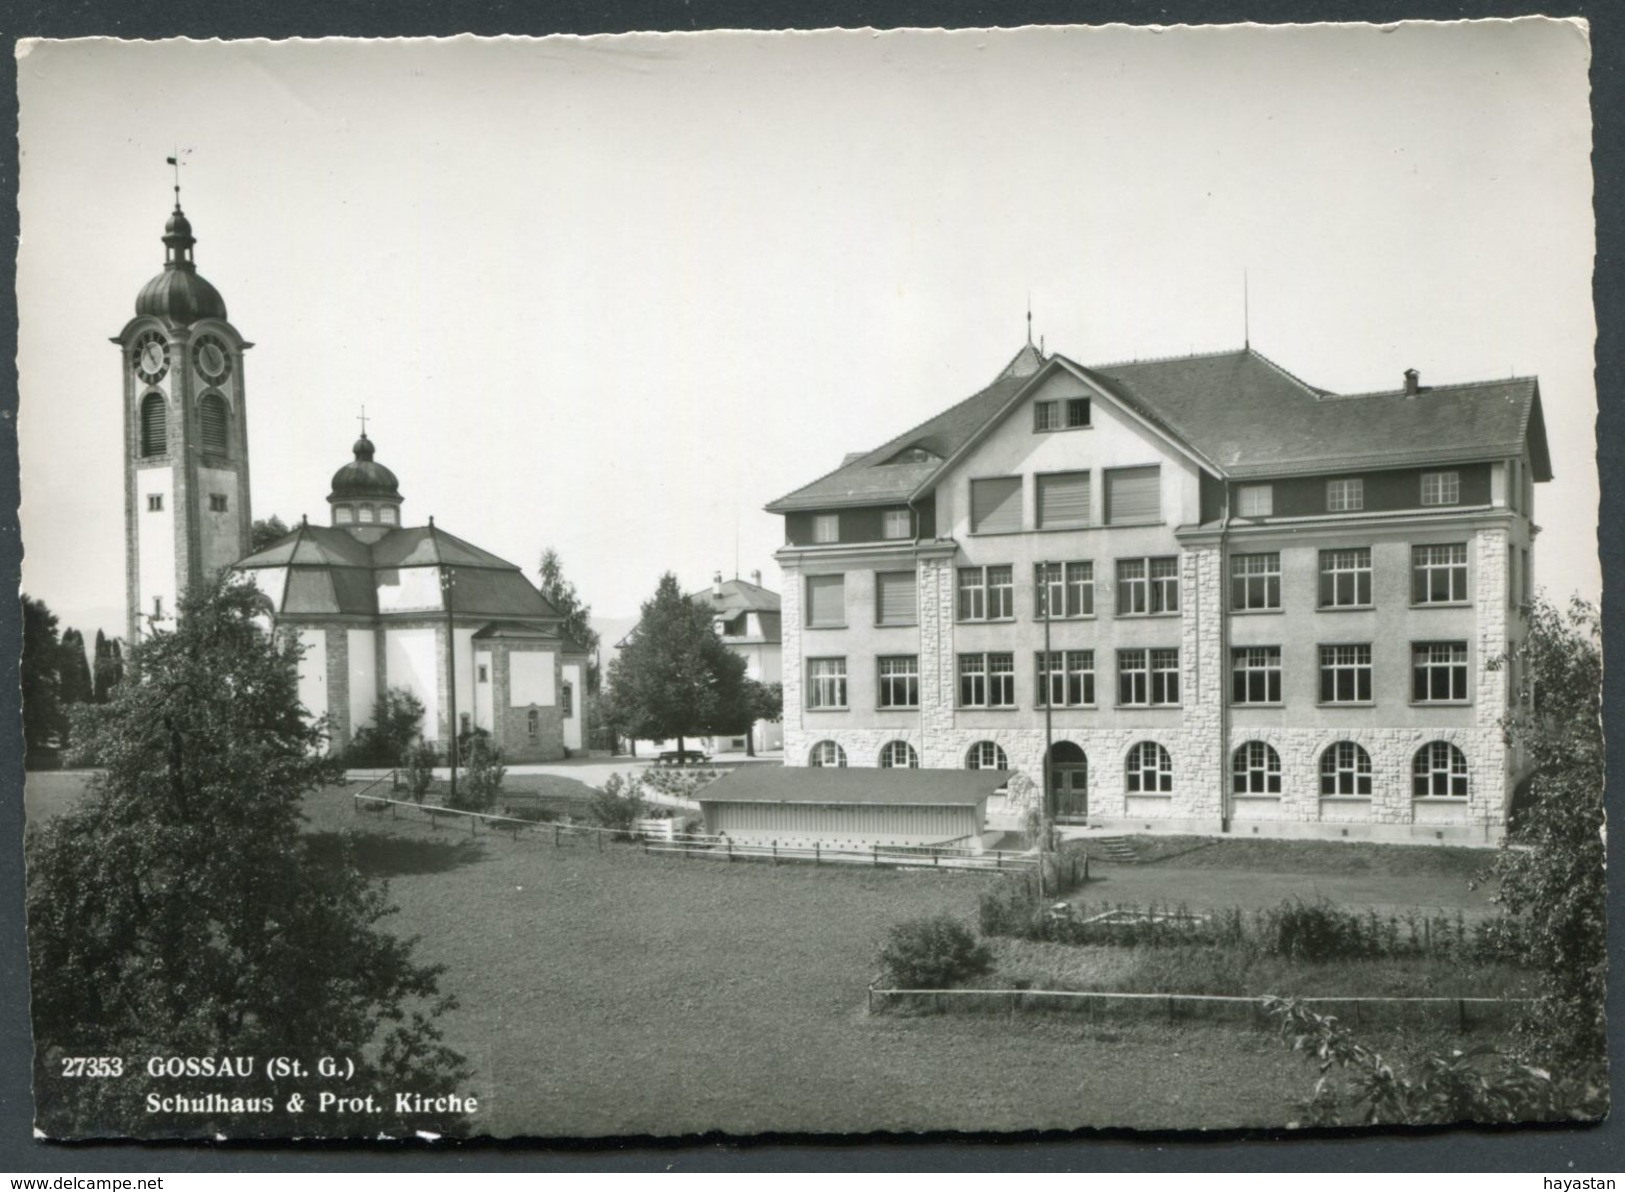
[200,393,229,455]
[140,393,167,456]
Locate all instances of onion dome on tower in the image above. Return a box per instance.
[328,432,404,539]
[134,203,229,325]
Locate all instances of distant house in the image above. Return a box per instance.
[618,571,783,755]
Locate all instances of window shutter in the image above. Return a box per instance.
[806,575,845,626]
[201,395,228,454]
[876,571,917,625]
[1105,466,1160,525]
[970,476,1023,533]
[141,394,167,456]
[1037,472,1091,528]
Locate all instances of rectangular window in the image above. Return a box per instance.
[1033,401,1060,431]
[1104,466,1161,525]
[1521,547,1531,605]
[1413,641,1469,702]
[1036,650,1096,708]
[1231,552,1281,611]
[957,567,986,621]
[1319,644,1373,703]
[208,493,228,512]
[812,513,839,544]
[1237,484,1273,518]
[1319,548,1372,608]
[1508,545,1518,608]
[877,655,919,709]
[882,509,912,539]
[875,570,917,625]
[959,653,1015,708]
[1327,478,1365,512]
[1036,471,1091,528]
[561,683,574,718]
[807,658,847,709]
[1035,560,1094,618]
[477,664,489,683]
[1421,471,1460,506]
[1231,646,1282,704]
[1118,557,1178,615]
[1118,648,1179,706]
[1412,543,1468,604]
[147,494,163,512]
[970,476,1024,533]
[805,574,845,627]
[1509,459,1521,512]
[1033,399,1091,429]
[986,565,1014,619]
[1066,397,1091,427]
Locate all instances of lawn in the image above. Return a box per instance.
[300,788,1499,1136]
[24,773,1514,1136]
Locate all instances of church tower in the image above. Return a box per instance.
[114,193,253,645]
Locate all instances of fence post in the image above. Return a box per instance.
[873,843,879,867]
[1084,854,1090,883]
[470,813,477,837]
[727,838,733,864]
[1458,999,1467,1031]
[598,828,603,852]
[996,852,1002,871]
[772,843,778,867]
[1167,996,1175,1024]
[553,824,560,848]
[815,842,820,867]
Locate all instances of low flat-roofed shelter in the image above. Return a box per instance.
[697,767,1012,851]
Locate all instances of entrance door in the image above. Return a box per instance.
[1049,741,1089,821]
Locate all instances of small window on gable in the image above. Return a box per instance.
[1066,398,1091,427]
[1033,400,1060,431]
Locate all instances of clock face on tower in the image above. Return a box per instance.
[193,333,232,383]
[131,331,168,384]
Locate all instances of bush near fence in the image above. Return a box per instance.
[979,893,1525,964]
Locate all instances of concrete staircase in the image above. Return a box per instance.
[1095,835,1139,864]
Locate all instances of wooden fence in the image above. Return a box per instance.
[353,791,627,847]
[867,981,1532,1029]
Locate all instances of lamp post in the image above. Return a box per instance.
[439,564,459,804]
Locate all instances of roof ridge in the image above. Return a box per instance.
[1077,345,1246,372]
[1331,375,1538,400]
[1245,348,1330,398]
[765,369,1021,508]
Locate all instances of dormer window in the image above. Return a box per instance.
[882,509,911,539]
[884,445,942,465]
[1237,484,1273,518]
[1327,478,1364,512]
[1421,471,1460,506]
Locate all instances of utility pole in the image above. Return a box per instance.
[440,563,459,805]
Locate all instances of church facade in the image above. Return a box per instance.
[117,199,589,762]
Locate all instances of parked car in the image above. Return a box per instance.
[656,748,711,766]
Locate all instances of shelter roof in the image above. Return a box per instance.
[697,767,1010,806]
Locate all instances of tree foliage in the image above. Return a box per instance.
[1268,998,1605,1125]
[348,686,427,767]
[250,514,292,552]
[605,573,749,752]
[21,595,67,763]
[537,548,600,692]
[57,628,95,708]
[27,576,469,1137]
[1492,596,1606,1068]
[876,915,993,990]
[92,629,124,704]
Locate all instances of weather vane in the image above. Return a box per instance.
[165,149,187,207]
[357,405,369,436]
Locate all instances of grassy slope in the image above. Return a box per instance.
[306,791,1325,1135]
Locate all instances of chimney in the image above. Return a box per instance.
[750,569,762,587]
[713,570,723,599]
[1404,368,1420,397]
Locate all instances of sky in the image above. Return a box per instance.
[15,22,1597,648]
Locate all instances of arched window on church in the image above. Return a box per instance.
[359,505,375,524]
[335,506,354,524]
[140,393,167,456]
[199,393,229,456]
[380,506,397,526]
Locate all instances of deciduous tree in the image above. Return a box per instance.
[250,513,292,551]
[21,595,67,766]
[92,629,124,704]
[27,576,468,1137]
[606,573,748,757]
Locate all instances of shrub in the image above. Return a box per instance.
[876,914,993,990]
[640,766,721,800]
[589,772,646,832]
[450,732,505,812]
[1269,899,1376,963]
[979,875,1040,937]
[402,739,439,803]
[349,687,426,767]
